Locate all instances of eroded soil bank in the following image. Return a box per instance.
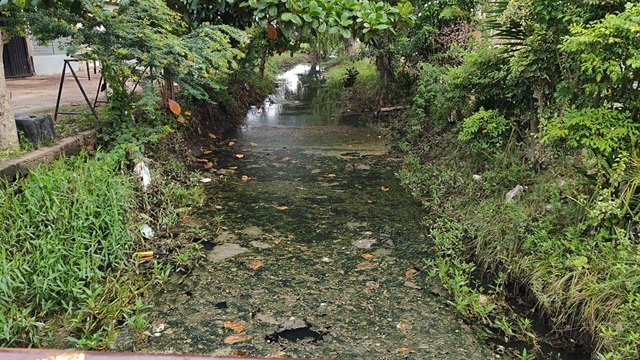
[141,65,494,359]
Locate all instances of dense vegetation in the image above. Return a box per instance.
[0,0,638,357]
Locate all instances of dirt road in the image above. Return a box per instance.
[7,72,103,114]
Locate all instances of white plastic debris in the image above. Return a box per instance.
[140,224,155,239]
[472,174,482,181]
[134,161,151,189]
[200,178,212,183]
[505,184,524,203]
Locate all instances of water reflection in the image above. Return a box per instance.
[244,64,348,127]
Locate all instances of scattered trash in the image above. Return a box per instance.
[505,184,524,202]
[138,251,153,260]
[139,225,155,239]
[133,161,151,189]
[200,178,212,183]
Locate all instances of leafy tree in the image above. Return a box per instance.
[27,0,245,131]
[0,0,83,150]
[239,0,414,89]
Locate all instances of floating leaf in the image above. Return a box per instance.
[176,114,186,124]
[203,150,213,155]
[224,321,245,333]
[274,205,288,210]
[228,141,235,146]
[267,24,278,40]
[405,269,418,279]
[204,162,213,169]
[380,186,390,191]
[168,99,181,115]
[361,253,375,259]
[208,133,217,139]
[248,261,263,270]
[235,154,245,159]
[223,335,251,345]
[356,261,375,270]
[250,142,257,147]
[325,174,337,178]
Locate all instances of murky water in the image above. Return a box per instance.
[141,65,495,359]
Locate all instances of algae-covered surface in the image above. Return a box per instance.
[141,65,494,359]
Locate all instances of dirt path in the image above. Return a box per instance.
[7,72,102,113]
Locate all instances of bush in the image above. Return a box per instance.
[458,107,511,154]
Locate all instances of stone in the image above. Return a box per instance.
[505,184,524,202]
[15,113,55,149]
[353,238,377,248]
[240,226,263,237]
[208,243,248,262]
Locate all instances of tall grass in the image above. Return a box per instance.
[0,152,140,348]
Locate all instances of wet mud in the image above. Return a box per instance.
[141,65,495,359]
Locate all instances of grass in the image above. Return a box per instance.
[386,113,640,358]
[0,151,144,349]
[34,105,97,139]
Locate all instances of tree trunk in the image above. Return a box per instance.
[375,52,395,97]
[344,36,357,56]
[0,32,19,151]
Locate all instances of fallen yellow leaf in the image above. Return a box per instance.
[325,174,337,178]
[361,253,375,259]
[356,261,376,270]
[184,111,191,117]
[250,142,257,147]
[195,158,208,163]
[248,261,263,270]
[168,99,181,115]
[281,157,291,161]
[224,321,245,333]
[204,162,213,169]
[235,154,245,159]
[137,251,153,259]
[203,150,213,155]
[228,166,238,170]
[273,205,288,210]
[208,133,217,139]
[241,175,250,181]
[228,141,235,146]
[380,186,390,191]
[405,269,418,279]
[274,239,282,245]
[300,246,309,251]
[223,335,251,345]
[176,114,186,124]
